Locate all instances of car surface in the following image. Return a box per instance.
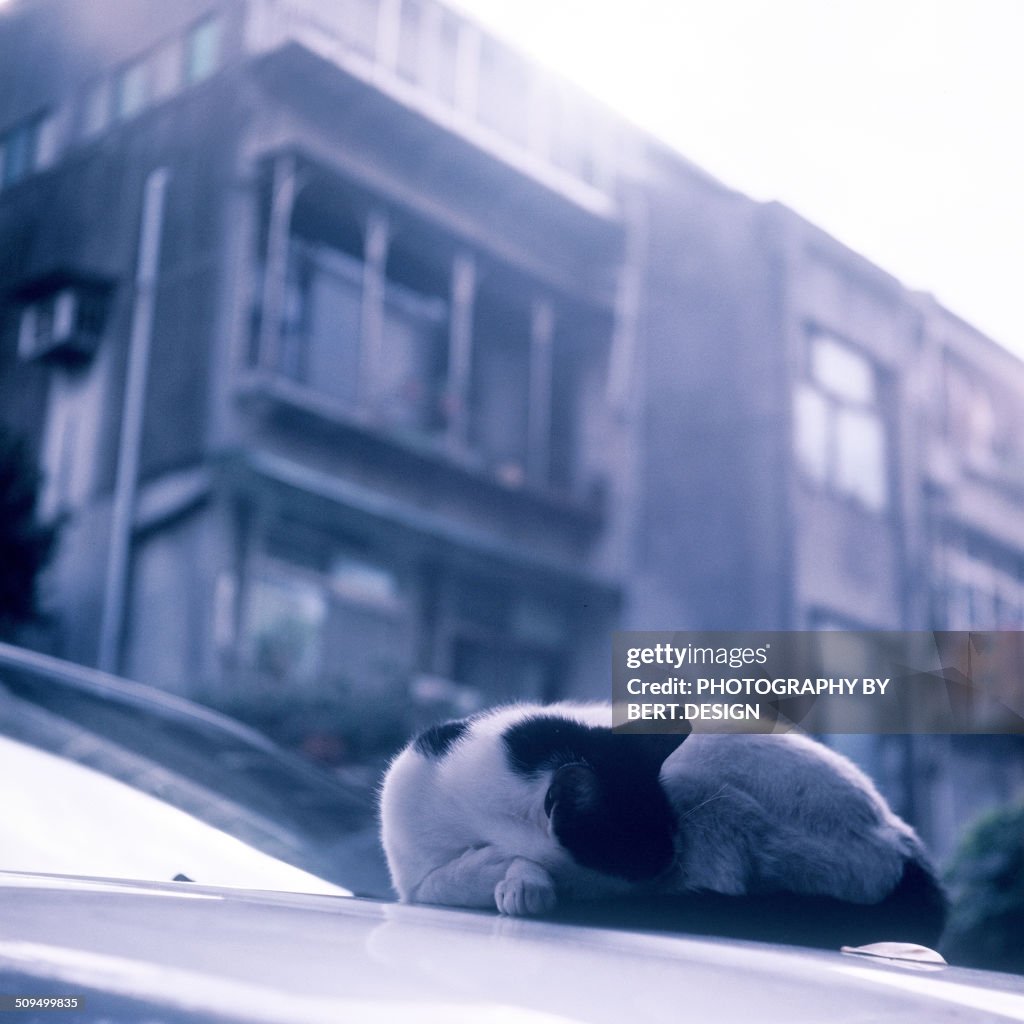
[3,643,1023,1023]
[4,869,1024,1024]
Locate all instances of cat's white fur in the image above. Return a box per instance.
[379,701,926,915]
[380,703,628,914]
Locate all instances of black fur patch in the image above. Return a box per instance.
[414,719,468,759]
[548,855,949,950]
[502,715,684,779]
[503,715,686,881]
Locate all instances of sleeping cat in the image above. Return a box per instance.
[379,702,947,946]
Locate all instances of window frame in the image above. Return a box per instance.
[793,327,890,513]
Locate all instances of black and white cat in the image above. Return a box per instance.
[379,702,947,946]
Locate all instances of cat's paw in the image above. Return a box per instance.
[494,859,557,916]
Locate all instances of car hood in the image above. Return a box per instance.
[2,870,1023,1024]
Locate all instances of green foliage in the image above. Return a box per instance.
[944,801,1024,973]
[0,426,54,636]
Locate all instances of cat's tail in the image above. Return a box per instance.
[546,855,948,952]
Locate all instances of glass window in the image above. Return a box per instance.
[82,79,112,138]
[245,566,327,687]
[548,89,599,184]
[279,240,364,406]
[811,333,875,403]
[52,290,77,342]
[242,533,410,707]
[1,119,38,186]
[185,14,223,84]
[476,38,529,145]
[17,307,39,359]
[794,330,888,511]
[346,0,380,57]
[470,293,530,481]
[17,287,106,361]
[793,383,829,483]
[835,407,887,510]
[379,282,447,432]
[396,0,425,83]
[115,59,150,120]
[18,295,56,358]
[150,38,184,100]
[34,113,60,170]
[330,555,401,608]
[435,12,460,106]
[944,355,1006,466]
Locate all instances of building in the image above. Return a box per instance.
[1,0,1022,850]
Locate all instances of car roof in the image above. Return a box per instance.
[3,870,1024,1024]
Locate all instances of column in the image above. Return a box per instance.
[446,251,476,451]
[376,0,402,72]
[527,296,554,486]
[257,153,297,374]
[359,207,390,413]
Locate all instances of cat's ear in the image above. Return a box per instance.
[620,732,688,773]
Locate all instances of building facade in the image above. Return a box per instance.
[2,0,1022,849]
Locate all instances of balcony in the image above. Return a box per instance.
[244,0,625,217]
[237,153,611,533]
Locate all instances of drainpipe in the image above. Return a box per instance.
[98,167,170,674]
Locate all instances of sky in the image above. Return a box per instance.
[453,0,1024,358]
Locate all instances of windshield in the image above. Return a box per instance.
[0,733,347,896]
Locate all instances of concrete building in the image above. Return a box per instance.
[2,0,1022,848]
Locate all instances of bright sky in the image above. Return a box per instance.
[453,0,1024,359]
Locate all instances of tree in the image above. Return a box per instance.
[0,426,54,637]
[944,799,1024,973]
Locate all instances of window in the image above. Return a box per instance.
[434,11,461,106]
[150,38,184,101]
[36,337,108,520]
[82,79,113,138]
[115,58,150,120]
[379,282,447,431]
[794,330,888,511]
[16,283,108,363]
[242,529,410,693]
[184,14,223,84]
[0,111,58,187]
[277,239,364,406]
[939,544,1024,629]
[19,290,75,359]
[34,113,59,170]
[379,237,450,433]
[245,565,327,687]
[548,88,601,185]
[1,117,40,188]
[396,0,425,83]
[476,38,529,145]
[944,355,1013,470]
[470,290,530,482]
[343,0,381,58]
[446,578,566,705]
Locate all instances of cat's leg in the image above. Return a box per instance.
[412,845,556,915]
[494,857,557,916]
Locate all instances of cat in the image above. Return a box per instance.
[378,702,947,946]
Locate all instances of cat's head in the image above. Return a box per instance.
[503,715,686,882]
